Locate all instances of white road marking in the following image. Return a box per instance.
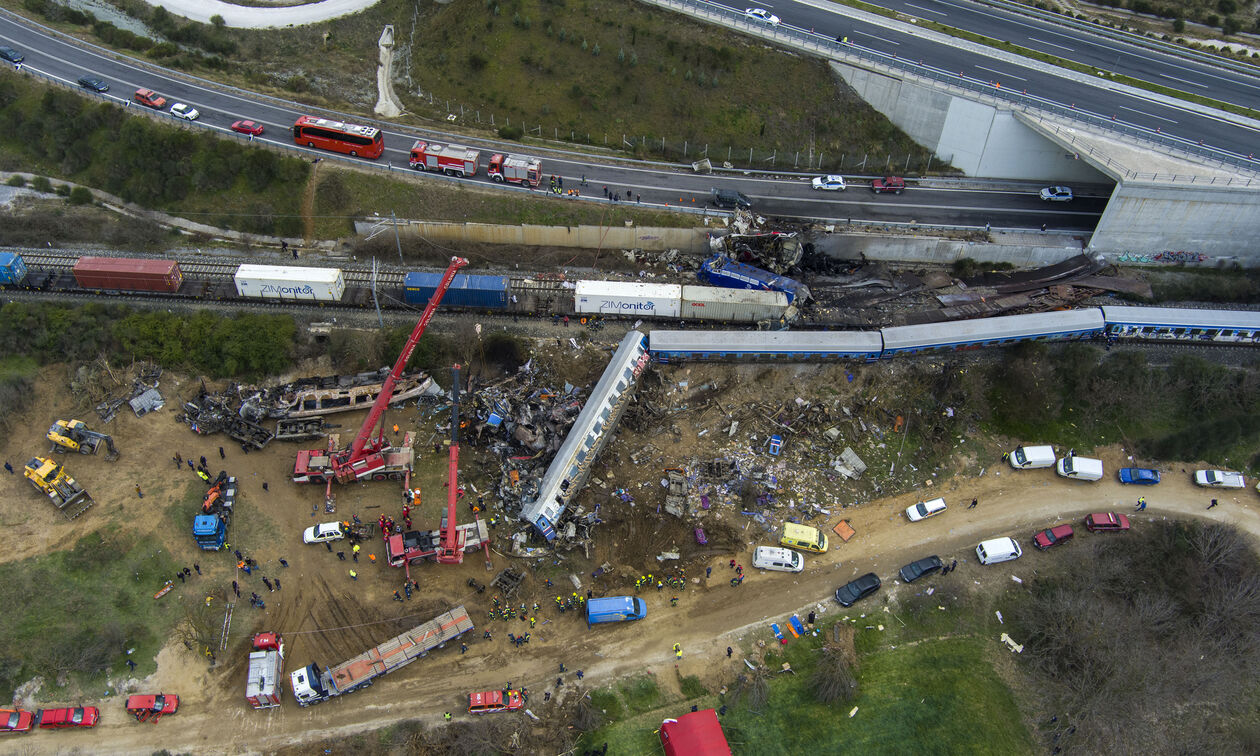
[1026,36,1075,53]
[852,30,901,45]
[903,2,947,16]
[974,65,1026,82]
[1118,105,1178,124]
[1157,72,1210,90]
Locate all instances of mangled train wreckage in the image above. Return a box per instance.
[519,331,651,540]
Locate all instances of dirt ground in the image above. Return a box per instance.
[2,341,1259,755]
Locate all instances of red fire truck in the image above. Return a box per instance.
[487,153,542,187]
[409,140,480,177]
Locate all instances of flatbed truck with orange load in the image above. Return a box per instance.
[289,606,473,706]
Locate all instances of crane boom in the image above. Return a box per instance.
[437,363,465,564]
[347,257,468,461]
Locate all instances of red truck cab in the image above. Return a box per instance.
[468,689,524,714]
[125,694,179,723]
[133,89,167,109]
[871,176,905,194]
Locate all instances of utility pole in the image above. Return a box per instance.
[391,210,404,266]
[371,257,383,328]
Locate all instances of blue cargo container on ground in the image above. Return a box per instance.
[403,272,509,309]
[697,256,808,303]
[0,252,27,285]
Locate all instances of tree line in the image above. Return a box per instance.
[0,73,308,236]
[0,301,297,379]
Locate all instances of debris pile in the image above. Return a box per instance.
[177,384,275,450]
[68,359,164,423]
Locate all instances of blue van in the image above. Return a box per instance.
[587,596,647,626]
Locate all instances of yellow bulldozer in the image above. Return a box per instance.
[24,457,94,519]
[47,419,119,461]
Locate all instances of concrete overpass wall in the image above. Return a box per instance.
[1089,182,1260,261]
[833,62,1108,183]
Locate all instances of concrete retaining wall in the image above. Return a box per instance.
[360,219,711,253]
[810,233,1085,267]
[1089,181,1260,262]
[831,62,1108,183]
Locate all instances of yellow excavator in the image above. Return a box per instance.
[23,457,94,519]
[47,419,120,461]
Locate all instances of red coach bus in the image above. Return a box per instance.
[292,116,384,159]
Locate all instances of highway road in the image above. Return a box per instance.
[717,1,1260,161]
[866,0,1260,112]
[0,9,1107,230]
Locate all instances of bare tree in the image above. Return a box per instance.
[810,646,858,704]
[729,668,771,712]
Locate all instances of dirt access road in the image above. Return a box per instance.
[3,362,1259,754]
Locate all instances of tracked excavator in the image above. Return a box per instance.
[24,457,94,519]
[47,419,120,461]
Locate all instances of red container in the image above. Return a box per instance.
[73,257,183,293]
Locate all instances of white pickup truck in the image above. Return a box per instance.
[1194,470,1246,489]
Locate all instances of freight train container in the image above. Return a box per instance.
[290,606,473,705]
[234,265,345,302]
[487,153,542,187]
[680,285,793,323]
[575,281,682,318]
[403,272,509,309]
[697,256,809,304]
[0,252,27,286]
[408,140,480,177]
[73,257,183,293]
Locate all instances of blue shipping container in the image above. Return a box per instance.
[402,272,510,309]
[0,252,27,286]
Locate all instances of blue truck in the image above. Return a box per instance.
[587,596,648,626]
[698,256,808,304]
[193,475,236,550]
[0,252,27,286]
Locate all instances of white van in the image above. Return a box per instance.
[1008,444,1055,469]
[752,546,804,573]
[976,537,1022,565]
[1056,455,1103,482]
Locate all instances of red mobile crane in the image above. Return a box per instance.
[292,257,468,489]
[385,363,491,570]
[437,364,468,564]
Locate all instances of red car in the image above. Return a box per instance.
[36,706,99,729]
[125,694,179,723]
[1033,523,1074,550]
[0,708,35,734]
[231,120,265,136]
[133,88,167,109]
[1084,513,1131,533]
[871,176,905,194]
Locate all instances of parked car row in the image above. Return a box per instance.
[1,695,177,734]
[1007,443,1247,490]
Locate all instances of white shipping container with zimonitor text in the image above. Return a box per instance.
[234,265,346,302]
[575,281,681,318]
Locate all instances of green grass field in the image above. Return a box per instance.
[579,592,1033,755]
[0,530,180,699]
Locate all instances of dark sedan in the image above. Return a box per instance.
[898,556,944,583]
[0,46,24,64]
[77,76,109,92]
[835,572,881,606]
